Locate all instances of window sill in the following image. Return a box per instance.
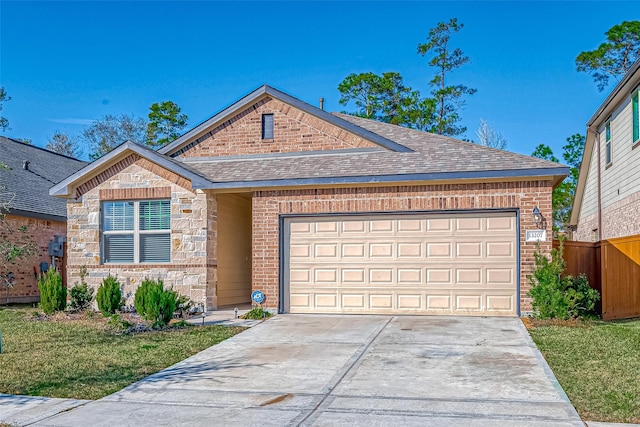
[633,139,640,150]
[605,162,613,170]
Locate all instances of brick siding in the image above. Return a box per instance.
[177,97,378,158]
[252,181,553,313]
[576,191,640,241]
[0,214,66,303]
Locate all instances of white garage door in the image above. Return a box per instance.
[284,212,518,316]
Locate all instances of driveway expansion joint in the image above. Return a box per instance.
[293,316,393,426]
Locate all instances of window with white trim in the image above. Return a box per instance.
[101,200,171,263]
[605,120,612,165]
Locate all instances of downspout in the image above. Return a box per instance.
[590,126,602,241]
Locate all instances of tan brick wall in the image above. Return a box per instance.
[575,212,598,242]
[177,97,377,158]
[0,214,66,303]
[66,158,216,310]
[252,181,553,314]
[576,191,640,241]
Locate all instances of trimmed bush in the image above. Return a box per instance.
[69,266,93,312]
[528,241,600,319]
[38,268,66,314]
[96,275,124,316]
[134,278,177,327]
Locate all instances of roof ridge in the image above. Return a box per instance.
[0,135,86,163]
[333,113,567,169]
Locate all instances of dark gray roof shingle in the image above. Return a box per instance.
[1,137,87,219]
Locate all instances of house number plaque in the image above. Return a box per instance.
[525,230,547,242]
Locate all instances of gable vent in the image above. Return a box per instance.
[262,114,274,140]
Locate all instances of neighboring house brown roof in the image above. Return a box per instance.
[0,136,87,220]
[51,85,569,198]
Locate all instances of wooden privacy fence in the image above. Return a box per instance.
[554,235,640,320]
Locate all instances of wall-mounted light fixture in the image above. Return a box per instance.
[532,207,546,229]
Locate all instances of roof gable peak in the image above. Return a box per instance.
[158,84,412,157]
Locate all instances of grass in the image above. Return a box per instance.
[526,317,640,423]
[0,306,245,400]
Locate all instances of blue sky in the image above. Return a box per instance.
[0,1,635,160]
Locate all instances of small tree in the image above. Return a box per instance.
[134,278,177,327]
[527,241,600,319]
[69,266,93,312]
[38,269,66,314]
[96,275,123,316]
[475,119,507,150]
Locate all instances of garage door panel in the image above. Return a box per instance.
[370,219,394,232]
[427,242,451,257]
[487,241,513,257]
[487,216,515,231]
[426,269,452,284]
[397,219,422,232]
[286,212,517,316]
[398,294,423,309]
[426,218,452,232]
[342,243,365,257]
[398,243,422,257]
[370,243,393,257]
[456,242,482,257]
[456,217,482,231]
[370,294,393,309]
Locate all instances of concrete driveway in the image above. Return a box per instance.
[34,315,583,426]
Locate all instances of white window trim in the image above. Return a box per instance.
[102,200,171,264]
[605,119,612,166]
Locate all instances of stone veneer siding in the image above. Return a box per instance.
[177,97,377,158]
[66,159,217,309]
[252,181,553,314]
[575,191,640,241]
[0,214,66,303]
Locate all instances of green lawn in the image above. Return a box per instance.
[0,307,245,400]
[527,318,640,423]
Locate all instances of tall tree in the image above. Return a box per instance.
[338,72,384,119]
[338,72,421,127]
[475,119,507,150]
[81,114,146,160]
[576,21,640,91]
[0,87,11,132]
[45,131,83,158]
[417,18,476,136]
[146,101,188,149]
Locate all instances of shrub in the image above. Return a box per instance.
[242,306,273,320]
[528,241,600,319]
[134,278,177,327]
[38,268,66,314]
[69,266,93,312]
[96,275,124,316]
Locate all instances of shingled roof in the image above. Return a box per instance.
[49,85,569,197]
[177,113,569,189]
[1,137,87,220]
